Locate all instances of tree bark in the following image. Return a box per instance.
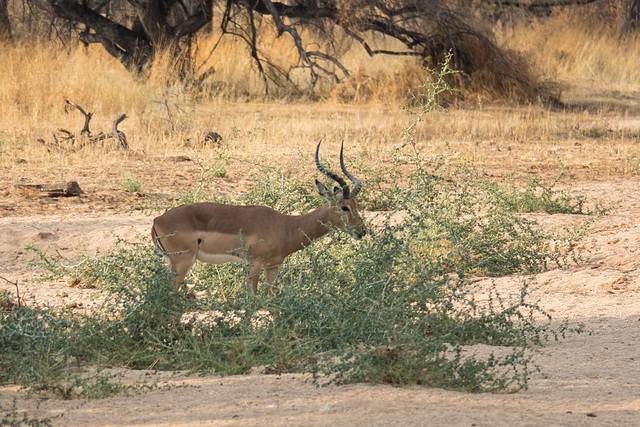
[0,0,12,41]
[43,0,213,73]
[49,0,153,71]
[617,0,640,35]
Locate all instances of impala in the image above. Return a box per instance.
[152,141,366,292]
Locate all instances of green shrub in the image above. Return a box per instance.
[0,399,54,426]
[2,55,589,399]
[120,173,143,193]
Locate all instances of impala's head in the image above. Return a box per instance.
[315,141,367,240]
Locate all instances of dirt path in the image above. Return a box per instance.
[1,180,640,426]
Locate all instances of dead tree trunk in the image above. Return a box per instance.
[617,0,640,35]
[41,0,213,75]
[0,0,12,41]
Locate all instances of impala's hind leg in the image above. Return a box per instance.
[167,251,197,290]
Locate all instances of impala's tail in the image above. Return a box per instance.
[151,224,173,269]
[151,224,166,252]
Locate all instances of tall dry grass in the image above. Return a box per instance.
[0,17,638,178]
[496,12,640,89]
[0,42,144,127]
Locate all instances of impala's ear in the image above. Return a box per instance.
[316,180,343,203]
[316,180,330,199]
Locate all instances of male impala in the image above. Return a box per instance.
[152,141,366,292]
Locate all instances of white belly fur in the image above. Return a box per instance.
[196,251,246,264]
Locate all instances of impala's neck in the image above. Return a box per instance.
[287,204,337,251]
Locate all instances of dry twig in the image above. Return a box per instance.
[0,276,24,308]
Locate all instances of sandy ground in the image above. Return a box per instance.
[1,168,640,425]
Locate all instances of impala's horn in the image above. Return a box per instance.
[315,140,350,197]
[340,142,362,198]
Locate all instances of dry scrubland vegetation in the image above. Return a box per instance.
[1,12,639,180]
[1,9,640,422]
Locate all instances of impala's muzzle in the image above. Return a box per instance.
[351,224,367,240]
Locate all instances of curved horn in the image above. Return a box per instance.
[315,140,350,197]
[340,142,362,198]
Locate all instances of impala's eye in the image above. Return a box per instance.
[341,206,351,212]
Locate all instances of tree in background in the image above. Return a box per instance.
[0,0,11,41]
[16,0,541,100]
[617,0,640,35]
[9,0,637,100]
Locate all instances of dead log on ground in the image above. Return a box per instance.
[15,181,85,198]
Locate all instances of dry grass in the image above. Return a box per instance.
[496,11,640,89]
[1,18,639,190]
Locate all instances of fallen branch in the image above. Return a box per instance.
[0,276,23,308]
[112,113,128,149]
[15,181,85,198]
[64,99,93,136]
[37,101,128,151]
[57,128,75,140]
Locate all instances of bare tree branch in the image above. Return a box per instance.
[65,99,93,136]
[112,113,128,150]
[0,276,23,308]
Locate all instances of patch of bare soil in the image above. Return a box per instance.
[1,166,640,425]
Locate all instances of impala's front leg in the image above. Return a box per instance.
[247,262,264,293]
[264,266,280,294]
[245,263,279,294]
